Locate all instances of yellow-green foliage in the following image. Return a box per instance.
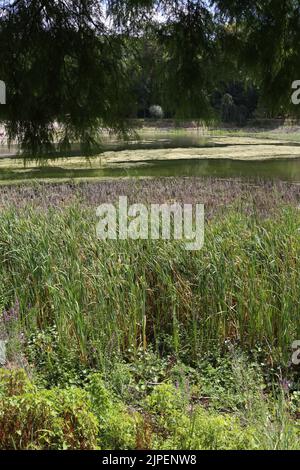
[0,370,299,450]
[87,373,139,450]
[145,383,186,416]
[0,369,98,450]
[0,368,35,397]
[172,408,256,450]
[145,383,256,450]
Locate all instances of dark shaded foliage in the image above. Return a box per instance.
[0,1,299,156]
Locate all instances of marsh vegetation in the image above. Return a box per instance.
[2,0,300,451]
[1,178,300,449]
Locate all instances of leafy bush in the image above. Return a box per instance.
[123,348,171,398]
[144,383,256,450]
[0,369,98,450]
[87,373,139,450]
[290,391,300,417]
[0,369,299,450]
[145,383,186,417]
[0,368,34,397]
[172,408,256,450]
[26,325,93,387]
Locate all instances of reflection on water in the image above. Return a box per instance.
[102,133,213,151]
[2,158,300,182]
[0,133,212,157]
[109,158,300,181]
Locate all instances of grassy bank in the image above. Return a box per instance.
[0,190,300,448]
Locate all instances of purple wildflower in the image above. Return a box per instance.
[2,299,20,324]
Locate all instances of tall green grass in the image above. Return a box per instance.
[0,204,299,370]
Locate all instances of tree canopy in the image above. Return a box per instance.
[0,1,299,156]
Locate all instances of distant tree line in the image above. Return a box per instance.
[0,1,299,155]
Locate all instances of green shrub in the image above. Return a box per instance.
[144,383,256,450]
[0,370,98,450]
[0,368,34,397]
[173,408,256,450]
[290,391,300,416]
[145,383,187,419]
[87,373,139,449]
[48,387,99,450]
[26,325,91,387]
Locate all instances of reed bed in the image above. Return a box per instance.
[0,201,299,371]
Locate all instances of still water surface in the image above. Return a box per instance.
[1,132,300,182]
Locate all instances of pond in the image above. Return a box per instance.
[2,130,300,182]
